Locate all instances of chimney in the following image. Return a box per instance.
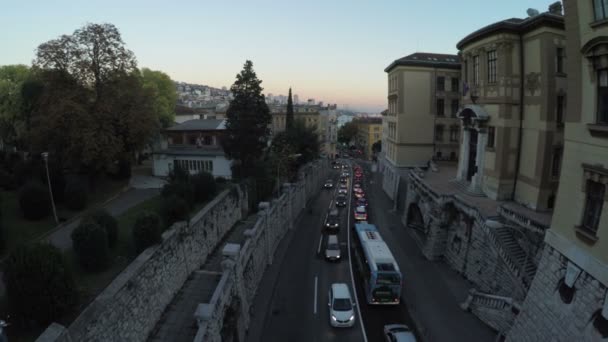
[549,1,563,15]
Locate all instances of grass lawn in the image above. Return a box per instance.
[0,177,128,258]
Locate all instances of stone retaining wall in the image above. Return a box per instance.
[36,184,249,342]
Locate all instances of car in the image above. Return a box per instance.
[333,164,341,169]
[338,188,348,195]
[325,234,341,261]
[325,209,340,230]
[328,283,356,328]
[340,176,348,184]
[354,205,368,221]
[342,171,350,177]
[336,195,347,207]
[324,179,334,189]
[354,191,365,199]
[356,197,368,207]
[383,324,417,342]
[353,183,362,189]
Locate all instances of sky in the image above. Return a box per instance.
[0,0,559,113]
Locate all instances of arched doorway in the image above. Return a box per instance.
[407,203,426,241]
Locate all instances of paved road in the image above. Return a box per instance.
[259,166,366,342]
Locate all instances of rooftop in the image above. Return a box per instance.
[385,52,460,73]
[166,119,226,131]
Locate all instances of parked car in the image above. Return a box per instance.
[325,234,341,261]
[356,197,368,207]
[336,195,347,207]
[383,324,417,342]
[325,209,340,230]
[354,205,368,221]
[324,179,334,189]
[328,283,356,328]
[340,176,348,184]
[353,183,362,189]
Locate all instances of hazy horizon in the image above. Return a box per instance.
[1,0,559,113]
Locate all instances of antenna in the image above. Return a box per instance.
[527,8,540,17]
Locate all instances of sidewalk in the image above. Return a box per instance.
[366,166,496,342]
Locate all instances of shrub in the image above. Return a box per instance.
[0,168,16,190]
[71,220,110,272]
[19,182,51,220]
[132,211,162,253]
[192,172,217,203]
[64,176,88,211]
[168,162,190,183]
[161,180,194,203]
[4,243,77,327]
[215,176,228,185]
[160,194,190,225]
[84,209,118,248]
[13,159,39,187]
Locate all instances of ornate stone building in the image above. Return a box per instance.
[402,5,567,336]
[508,1,608,340]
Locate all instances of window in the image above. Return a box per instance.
[473,55,480,85]
[557,95,565,125]
[487,126,495,148]
[594,0,608,21]
[556,48,565,73]
[598,69,608,124]
[437,77,445,91]
[451,77,459,92]
[551,148,562,178]
[436,99,445,116]
[449,126,459,142]
[435,125,444,142]
[451,99,459,117]
[487,50,497,84]
[582,180,605,234]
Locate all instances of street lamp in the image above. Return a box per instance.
[277,153,302,198]
[41,152,59,224]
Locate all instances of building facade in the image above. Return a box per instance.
[152,119,232,179]
[382,53,461,200]
[353,117,382,160]
[400,6,568,336]
[508,1,608,340]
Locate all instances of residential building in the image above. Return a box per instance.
[382,52,461,201]
[152,119,232,179]
[352,117,382,160]
[508,1,608,340]
[270,105,322,138]
[400,6,567,336]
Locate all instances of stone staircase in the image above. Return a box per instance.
[492,226,537,288]
[461,289,521,335]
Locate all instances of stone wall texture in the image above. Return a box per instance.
[37,183,249,342]
[507,244,608,341]
[193,159,328,341]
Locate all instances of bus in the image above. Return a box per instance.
[352,222,402,304]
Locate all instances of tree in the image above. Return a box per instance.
[271,118,320,184]
[71,220,110,272]
[141,68,177,128]
[19,182,51,220]
[286,87,294,131]
[338,121,358,145]
[221,60,271,179]
[4,243,78,327]
[133,210,162,252]
[83,209,118,248]
[0,65,32,149]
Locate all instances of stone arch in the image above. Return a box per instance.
[407,203,426,241]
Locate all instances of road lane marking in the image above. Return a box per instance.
[314,276,318,315]
[346,162,368,342]
[317,235,323,255]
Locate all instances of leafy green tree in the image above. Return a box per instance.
[71,220,110,272]
[221,60,271,179]
[4,243,78,327]
[0,65,32,148]
[286,87,294,131]
[141,68,177,128]
[83,209,118,248]
[19,181,51,220]
[272,118,320,165]
[191,171,217,203]
[133,210,162,253]
[338,121,358,145]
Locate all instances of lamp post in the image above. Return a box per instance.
[41,152,59,225]
[277,153,302,198]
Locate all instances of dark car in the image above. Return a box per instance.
[356,197,368,207]
[325,209,340,230]
[336,195,347,207]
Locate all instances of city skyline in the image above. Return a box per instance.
[1,0,558,112]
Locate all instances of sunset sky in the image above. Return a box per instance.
[1,0,558,112]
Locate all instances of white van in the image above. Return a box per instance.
[328,283,356,328]
[325,235,341,261]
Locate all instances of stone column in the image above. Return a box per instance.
[470,130,487,193]
[457,129,471,181]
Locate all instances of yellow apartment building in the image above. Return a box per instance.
[353,117,382,159]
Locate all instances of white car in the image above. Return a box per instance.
[328,283,356,328]
[384,324,417,342]
[324,179,334,189]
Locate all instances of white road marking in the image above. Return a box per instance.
[347,162,368,342]
[314,276,318,315]
[317,235,323,255]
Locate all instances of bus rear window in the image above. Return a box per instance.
[377,273,400,285]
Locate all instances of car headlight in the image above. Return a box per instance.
[326,223,330,227]
[336,255,340,259]
[349,315,355,321]
[331,315,337,321]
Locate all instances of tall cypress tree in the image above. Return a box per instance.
[221,60,272,178]
[286,87,294,131]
